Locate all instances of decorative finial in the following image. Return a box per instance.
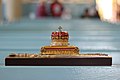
[58,26,62,32]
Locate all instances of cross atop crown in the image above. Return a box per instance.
[58,26,62,32]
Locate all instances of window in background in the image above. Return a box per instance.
[96,0,120,23]
[96,0,113,21]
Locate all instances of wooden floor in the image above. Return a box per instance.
[0,19,120,80]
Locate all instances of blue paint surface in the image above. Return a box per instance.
[0,19,120,80]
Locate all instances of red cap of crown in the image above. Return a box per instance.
[51,31,69,37]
